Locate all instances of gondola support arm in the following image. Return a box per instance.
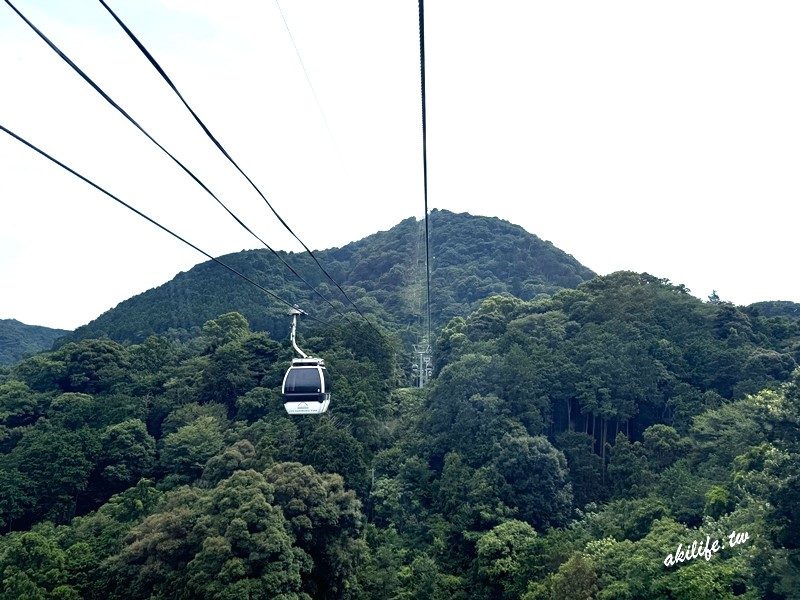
[289,306,309,359]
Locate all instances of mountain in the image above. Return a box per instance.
[71,210,595,344]
[0,319,70,365]
[749,300,800,320]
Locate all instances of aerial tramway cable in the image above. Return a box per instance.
[0,123,331,327]
[272,0,342,163]
[96,0,380,334]
[5,0,352,324]
[418,0,433,348]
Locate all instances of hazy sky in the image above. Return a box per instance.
[2,1,799,331]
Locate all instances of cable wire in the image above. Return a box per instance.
[0,123,331,327]
[272,0,344,168]
[96,0,379,333]
[5,0,350,323]
[418,0,432,346]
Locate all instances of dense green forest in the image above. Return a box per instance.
[749,301,800,321]
[2,270,799,598]
[70,210,594,348]
[0,319,69,366]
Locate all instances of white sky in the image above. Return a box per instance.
[1,0,799,331]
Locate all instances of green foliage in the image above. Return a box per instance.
[704,485,732,520]
[347,525,407,599]
[654,461,708,526]
[0,319,68,366]
[555,431,606,506]
[14,354,67,392]
[264,462,364,599]
[235,386,281,422]
[435,272,798,442]
[302,421,369,495]
[606,433,650,498]
[201,440,258,486]
[642,424,687,471]
[55,340,132,395]
[492,434,573,529]
[105,471,310,599]
[1,420,98,524]
[475,520,541,599]
[160,402,228,436]
[748,301,800,320]
[2,259,800,600]
[243,417,301,465]
[159,416,224,482]
[200,312,250,352]
[422,391,528,467]
[97,419,155,491]
[0,380,40,427]
[546,554,598,600]
[0,530,68,595]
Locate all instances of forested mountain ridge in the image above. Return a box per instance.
[749,300,800,320]
[2,271,799,597]
[70,210,595,345]
[434,272,800,440]
[0,319,70,366]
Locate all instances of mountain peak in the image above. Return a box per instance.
[70,212,595,344]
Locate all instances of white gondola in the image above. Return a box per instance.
[282,307,330,415]
[282,357,331,415]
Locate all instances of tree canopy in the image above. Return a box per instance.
[2,268,800,598]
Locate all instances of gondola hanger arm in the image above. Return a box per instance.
[289,306,309,359]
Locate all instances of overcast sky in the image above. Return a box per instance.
[2,0,799,331]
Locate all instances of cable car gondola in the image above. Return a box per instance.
[282,307,330,415]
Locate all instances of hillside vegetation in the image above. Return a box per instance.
[749,301,800,320]
[70,210,594,346]
[2,272,799,598]
[0,319,69,366]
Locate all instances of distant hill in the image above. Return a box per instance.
[0,319,70,365]
[71,210,595,344]
[749,300,800,320]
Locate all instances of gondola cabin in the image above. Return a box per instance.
[282,357,331,415]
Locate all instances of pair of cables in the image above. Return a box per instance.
[1,123,332,326]
[418,0,433,347]
[3,0,374,330]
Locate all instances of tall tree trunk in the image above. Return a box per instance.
[600,417,608,483]
[601,417,607,462]
[566,399,572,432]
